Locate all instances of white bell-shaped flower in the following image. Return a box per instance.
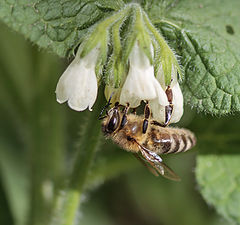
[56,46,99,111]
[150,66,184,124]
[120,42,168,108]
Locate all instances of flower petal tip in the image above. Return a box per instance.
[56,98,66,104]
[67,101,87,112]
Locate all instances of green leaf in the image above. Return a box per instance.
[145,0,240,115]
[194,115,240,225]
[95,0,125,11]
[0,0,123,58]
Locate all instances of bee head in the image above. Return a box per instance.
[102,107,120,135]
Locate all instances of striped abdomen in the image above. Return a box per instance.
[143,126,196,154]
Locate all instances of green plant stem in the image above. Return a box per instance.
[63,118,102,225]
[27,52,65,225]
[51,91,105,225]
[81,4,131,58]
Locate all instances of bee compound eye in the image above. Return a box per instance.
[107,110,120,132]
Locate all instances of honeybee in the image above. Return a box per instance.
[100,100,196,181]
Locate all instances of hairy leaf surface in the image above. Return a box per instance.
[147,0,240,114]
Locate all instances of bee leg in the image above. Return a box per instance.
[119,103,129,129]
[164,105,173,126]
[133,153,159,177]
[163,86,173,127]
[98,115,107,120]
[142,102,150,134]
[129,137,160,163]
[124,103,130,113]
[151,120,165,127]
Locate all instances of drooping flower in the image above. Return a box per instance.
[55,46,100,111]
[55,3,184,125]
[119,42,168,108]
[104,41,183,125]
[150,66,184,124]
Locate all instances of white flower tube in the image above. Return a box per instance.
[56,46,99,111]
[120,42,168,108]
[170,82,184,122]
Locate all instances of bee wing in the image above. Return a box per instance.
[137,152,181,181]
[136,143,181,181]
[153,161,181,181]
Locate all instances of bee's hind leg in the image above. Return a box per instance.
[142,101,150,134]
[150,86,173,127]
[164,85,173,127]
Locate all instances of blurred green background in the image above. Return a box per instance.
[0,21,233,225]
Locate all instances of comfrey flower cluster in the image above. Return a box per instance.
[56,4,183,125]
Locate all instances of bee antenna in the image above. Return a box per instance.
[98,92,114,120]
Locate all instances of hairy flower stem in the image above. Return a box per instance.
[50,91,105,225]
[143,12,182,82]
[80,4,131,59]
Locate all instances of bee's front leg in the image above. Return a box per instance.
[119,103,129,129]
